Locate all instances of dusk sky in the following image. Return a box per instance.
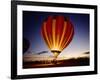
[23,11,89,58]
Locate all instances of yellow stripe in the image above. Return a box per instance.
[56,34,60,50]
[59,21,67,51]
[61,26,73,50]
[43,22,51,49]
[49,30,53,49]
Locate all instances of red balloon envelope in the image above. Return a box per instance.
[41,16,74,58]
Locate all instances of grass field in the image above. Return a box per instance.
[23,57,89,68]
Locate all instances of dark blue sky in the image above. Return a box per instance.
[23,11,89,56]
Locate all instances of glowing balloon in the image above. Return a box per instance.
[41,16,74,59]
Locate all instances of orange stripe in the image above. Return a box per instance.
[52,19,56,50]
[59,21,67,51]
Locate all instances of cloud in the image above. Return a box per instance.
[37,51,48,55]
[24,50,48,55]
[83,51,90,54]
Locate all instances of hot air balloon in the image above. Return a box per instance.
[41,15,74,60]
[23,38,30,54]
